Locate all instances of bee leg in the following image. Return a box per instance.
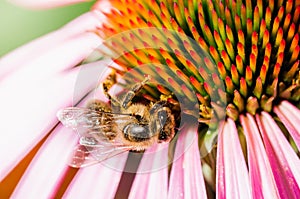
[121,76,150,109]
[102,70,117,99]
[102,70,121,107]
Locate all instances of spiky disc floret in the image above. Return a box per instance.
[97,0,300,121]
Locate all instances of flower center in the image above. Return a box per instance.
[96,0,299,121]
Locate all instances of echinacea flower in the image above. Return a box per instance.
[1,0,300,199]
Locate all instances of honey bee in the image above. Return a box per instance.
[57,72,176,167]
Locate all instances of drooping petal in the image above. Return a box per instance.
[0,32,102,82]
[0,61,111,181]
[129,144,169,199]
[256,112,300,199]
[0,11,105,80]
[216,119,251,199]
[168,125,207,199]
[10,125,78,198]
[240,114,280,198]
[0,70,76,181]
[63,152,128,199]
[274,101,300,150]
[8,0,89,9]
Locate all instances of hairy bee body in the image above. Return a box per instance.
[85,99,175,151]
[57,73,177,167]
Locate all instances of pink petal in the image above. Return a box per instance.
[168,125,207,199]
[8,0,89,9]
[63,152,128,199]
[274,101,300,150]
[11,67,118,197]
[216,119,251,199]
[240,114,280,198]
[11,125,78,198]
[0,61,111,181]
[0,31,102,82]
[129,144,169,199]
[91,0,114,12]
[256,112,300,199]
[0,11,105,80]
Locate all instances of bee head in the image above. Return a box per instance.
[150,101,175,142]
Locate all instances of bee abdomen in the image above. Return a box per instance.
[123,124,151,142]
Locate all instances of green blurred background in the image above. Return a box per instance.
[0,0,94,56]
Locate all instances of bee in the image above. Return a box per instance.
[57,72,176,167]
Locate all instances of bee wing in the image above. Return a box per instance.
[57,107,133,131]
[69,143,133,168]
[57,106,136,143]
[69,130,133,168]
[57,107,137,167]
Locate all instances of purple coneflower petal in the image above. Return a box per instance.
[11,67,114,197]
[9,0,89,9]
[129,144,168,199]
[0,32,101,82]
[168,125,207,199]
[63,152,128,199]
[274,101,300,150]
[11,125,78,198]
[240,114,280,198]
[0,61,109,180]
[256,112,300,199]
[0,70,77,181]
[216,118,251,199]
[0,11,104,80]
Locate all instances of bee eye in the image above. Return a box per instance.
[158,110,167,126]
[149,104,161,114]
